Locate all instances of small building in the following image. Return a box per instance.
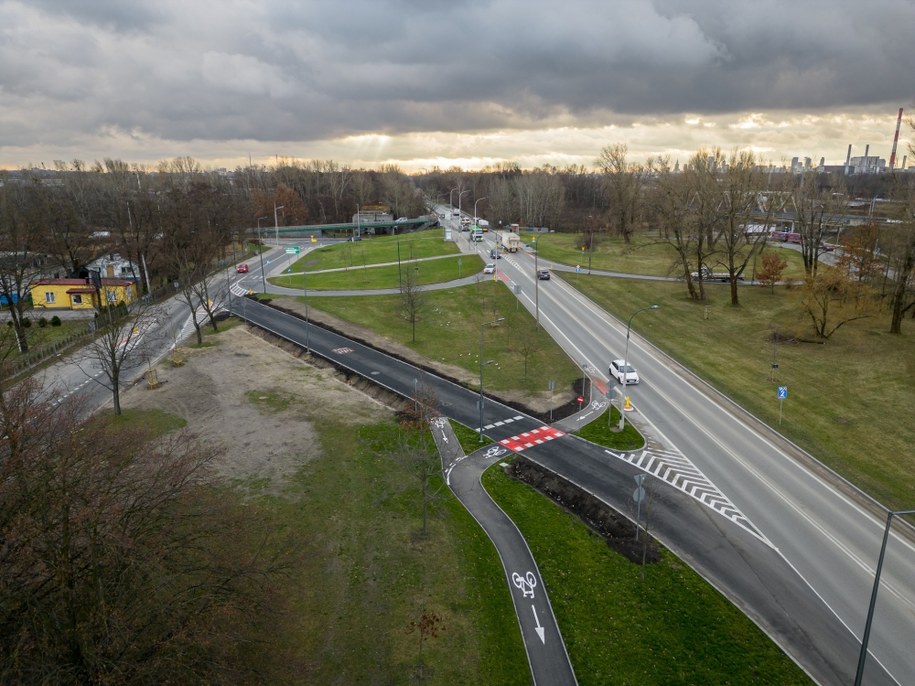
[85,253,140,281]
[32,277,138,311]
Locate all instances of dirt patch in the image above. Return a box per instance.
[122,324,394,494]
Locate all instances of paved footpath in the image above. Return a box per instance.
[429,417,578,686]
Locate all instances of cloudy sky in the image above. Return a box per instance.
[1,0,914,172]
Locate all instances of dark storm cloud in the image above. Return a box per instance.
[1,0,913,154]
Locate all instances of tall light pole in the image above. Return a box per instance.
[474,196,487,224]
[618,304,659,431]
[479,317,505,442]
[256,216,269,292]
[449,187,458,213]
[854,508,915,686]
[533,237,539,328]
[303,267,310,353]
[273,203,285,245]
[458,189,469,223]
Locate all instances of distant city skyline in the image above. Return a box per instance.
[1,1,913,173]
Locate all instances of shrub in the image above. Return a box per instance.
[38,317,48,328]
[21,318,31,328]
[51,316,62,327]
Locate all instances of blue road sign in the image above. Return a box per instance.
[777,386,788,399]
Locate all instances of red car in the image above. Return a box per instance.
[236,263,249,273]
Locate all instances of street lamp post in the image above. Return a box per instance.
[458,189,469,224]
[273,203,285,245]
[533,237,539,328]
[479,317,505,442]
[474,197,487,225]
[449,187,458,214]
[854,508,915,686]
[617,305,659,431]
[303,267,310,353]
[256,216,269,292]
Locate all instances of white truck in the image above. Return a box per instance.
[498,231,522,252]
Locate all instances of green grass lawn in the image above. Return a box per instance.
[306,281,583,397]
[234,419,528,685]
[272,253,485,290]
[483,463,812,685]
[526,231,808,280]
[289,228,459,272]
[564,273,915,510]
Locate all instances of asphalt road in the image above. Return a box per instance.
[430,419,578,685]
[235,221,910,685]
[231,293,898,686]
[42,223,903,684]
[471,232,911,686]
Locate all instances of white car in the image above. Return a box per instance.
[609,359,640,385]
[483,263,496,274]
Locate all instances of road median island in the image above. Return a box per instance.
[503,457,661,564]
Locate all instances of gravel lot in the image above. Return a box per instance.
[121,317,393,493]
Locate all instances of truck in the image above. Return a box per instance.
[690,265,745,283]
[498,231,522,252]
[470,226,484,242]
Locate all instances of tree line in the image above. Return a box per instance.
[417,145,915,335]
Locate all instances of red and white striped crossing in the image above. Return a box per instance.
[500,426,566,452]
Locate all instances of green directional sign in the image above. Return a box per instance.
[285,246,301,254]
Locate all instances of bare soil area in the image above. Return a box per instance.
[121,321,394,492]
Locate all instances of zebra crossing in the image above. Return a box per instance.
[605,444,772,547]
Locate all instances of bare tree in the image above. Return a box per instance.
[800,266,875,340]
[0,180,50,353]
[400,262,425,343]
[76,299,162,415]
[790,171,847,276]
[0,383,275,684]
[597,143,648,244]
[649,156,713,301]
[713,149,773,305]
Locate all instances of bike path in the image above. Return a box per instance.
[429,417,577,686]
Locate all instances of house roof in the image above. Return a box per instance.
[34,278,134,287]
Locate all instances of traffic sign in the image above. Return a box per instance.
[777,386,788,399]
[285,246,301,254]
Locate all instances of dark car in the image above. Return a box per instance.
[537,269,550,280]
[490,248,500,260]
[236,263,249,273]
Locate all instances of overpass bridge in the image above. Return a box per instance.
[244,217,437,242]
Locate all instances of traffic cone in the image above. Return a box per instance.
[624,395,633,411]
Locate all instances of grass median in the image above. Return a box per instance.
[305,280,584,397]
[563,273,915,509]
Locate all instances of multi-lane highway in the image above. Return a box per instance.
[38,218,909,684]
[456,224,912,686]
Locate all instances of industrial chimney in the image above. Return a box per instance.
[889,107,904,170]
[844,144,852,175]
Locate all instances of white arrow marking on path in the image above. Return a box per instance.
[531,605,546,644]
[577,410,594,421]
[440,430,448,443]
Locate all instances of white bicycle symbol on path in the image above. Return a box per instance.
[483,446,507,459]
[512,571,537,598]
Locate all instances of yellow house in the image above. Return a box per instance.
[32,278,138,311]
